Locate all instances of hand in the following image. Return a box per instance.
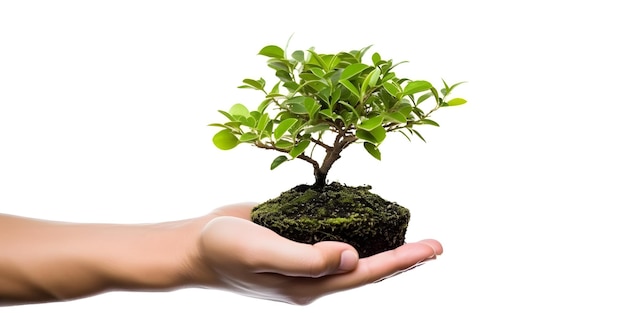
[188,203,443,305]
[0,203,442,306]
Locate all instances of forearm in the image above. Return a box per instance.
[0,213,210,305]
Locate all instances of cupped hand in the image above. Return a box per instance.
[189,203,443,305]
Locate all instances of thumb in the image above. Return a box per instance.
[254,239,359,278]
[201,216,359,278]
[310,242,360,276]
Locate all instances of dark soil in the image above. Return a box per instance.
[251,182,410,257]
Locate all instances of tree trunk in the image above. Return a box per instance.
[313,171,327,189]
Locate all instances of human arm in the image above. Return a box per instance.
[0,210,206,305]
[0,203,442,306]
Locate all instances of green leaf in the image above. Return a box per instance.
[289,139,310,158]
[330,88,341,107]
[369,125,387,143]
[234,115,254,128]
[397,103,413,118]
[404,80,433,95]
[360,68,378,98]
[258,45,284,58]
[291,102,307,114]
[419,119,440,127]
[275,70,292,83]
[224,121,243,130]
[310,67,325,78]
[356,125,386,144]
[263,119,273,135]
[385,112,407,123]
[338,101,359,118]
[367,67,381,87]
[340,63,369,81]
[284,97,308,115]
[327,54,341,69]
[441,79,451,95]
[299,72,320,82]
[383,82,400,96]
[372,52,381,65]
[416,92,432,105]
[283,81,299,92]
[256,113,270,133]
[303,97,321,118]
[307,50,327,70]
[267,61,290,72]
[381,72,396,83]
[339,79,360,98]
[356,129,376,143]
[340,111,356,126]
[316,87,331,105]
[319,108,339,120]
[212,129,239,150]
[229,103,250,118]
[353,45,372,62]
[218,110,235,122]
[240,78,265,90]
[447,81,467,94]
[249,110,260,121]
[398,129,412,142]
[319,108,332,118]
[257,98,273,113]
[239,132,258,142]
[446,98,467,106]
[270,82,280,94]
[408,128,427,142]
[270,155,289,170]
[303,124,330,134]
[275,140,293,150]
[291,50,305,62]
[358,115,384,131]
[274,118,297,140]
[237,85,255,90]
[338,51,358,64]
[429,87,440,104]
[415,130,427,143]
[364,142,381,160]
[230,114,247,125]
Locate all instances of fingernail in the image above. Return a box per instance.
[419,242,439,258]
[338,250,359,272]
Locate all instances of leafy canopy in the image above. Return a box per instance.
[210,42,466,186]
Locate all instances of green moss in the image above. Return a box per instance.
[324,217,354,225]
[251,182,410,257]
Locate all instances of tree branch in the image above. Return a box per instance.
[310,137,332,150]
[254,141,320,173]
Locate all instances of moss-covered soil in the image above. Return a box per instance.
[251,182,410,257]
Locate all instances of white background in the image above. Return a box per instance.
[1,0,624,312]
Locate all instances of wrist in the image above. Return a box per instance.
[103,216,214,292]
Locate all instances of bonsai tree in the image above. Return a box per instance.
[210,42,466,257]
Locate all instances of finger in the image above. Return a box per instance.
[361,239,443,279]
[314,239,443,293]
[201,216,358,277]
[408,239,443,258]
[209,202,258,220]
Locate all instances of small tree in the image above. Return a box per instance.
[211,44,466,188]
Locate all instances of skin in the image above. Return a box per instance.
[0,203,442,306]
